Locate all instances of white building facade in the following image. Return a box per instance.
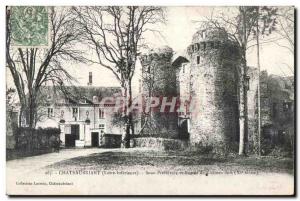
[36,83,123,148]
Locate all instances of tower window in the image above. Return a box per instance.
[182,64,186,73]
[202,31,206,39]
[197,56,200,65]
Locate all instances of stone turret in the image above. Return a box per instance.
[188,28,241,151]
[140,46,179,138]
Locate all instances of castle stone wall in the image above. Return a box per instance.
[139,46,179,138]
[188,29,240,151]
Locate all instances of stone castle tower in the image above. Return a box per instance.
[139,46,179,138]
[187,29,241,150]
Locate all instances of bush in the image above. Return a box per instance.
[261,128,294,157]
[15,127,60,151]
[102,134,122,148]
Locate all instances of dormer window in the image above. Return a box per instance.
[72,107,79,120]
[93,96,98,103]
[81,96,88,104]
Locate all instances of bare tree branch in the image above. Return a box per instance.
[6,7,85,128]
[72,6,166,147]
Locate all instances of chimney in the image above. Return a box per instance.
[88,72,92,86]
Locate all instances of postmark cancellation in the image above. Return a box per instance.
[10,6,49,47]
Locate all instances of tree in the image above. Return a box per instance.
[6,7,85,128]
[273,7,294,77]
[274,7,294,54]
[200,6,277,155]
[72,6,166,148]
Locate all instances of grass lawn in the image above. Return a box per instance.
[45,149,294,175]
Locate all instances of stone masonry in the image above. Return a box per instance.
[139,46,179,138]
[186,29,241,150]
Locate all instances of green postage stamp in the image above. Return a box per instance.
[10,6,49,47]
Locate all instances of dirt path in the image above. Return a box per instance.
[6,148,294,195]
[6,148,122,176]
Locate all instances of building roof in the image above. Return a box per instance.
[40,85,122,105]
[171,50,190,67]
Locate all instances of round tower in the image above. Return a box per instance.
[140,46,179,138]
[188,29,241,151]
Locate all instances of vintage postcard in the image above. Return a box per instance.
[6,6,295,195]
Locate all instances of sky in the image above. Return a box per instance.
[6,6,295,88]
[63,6,294,87]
